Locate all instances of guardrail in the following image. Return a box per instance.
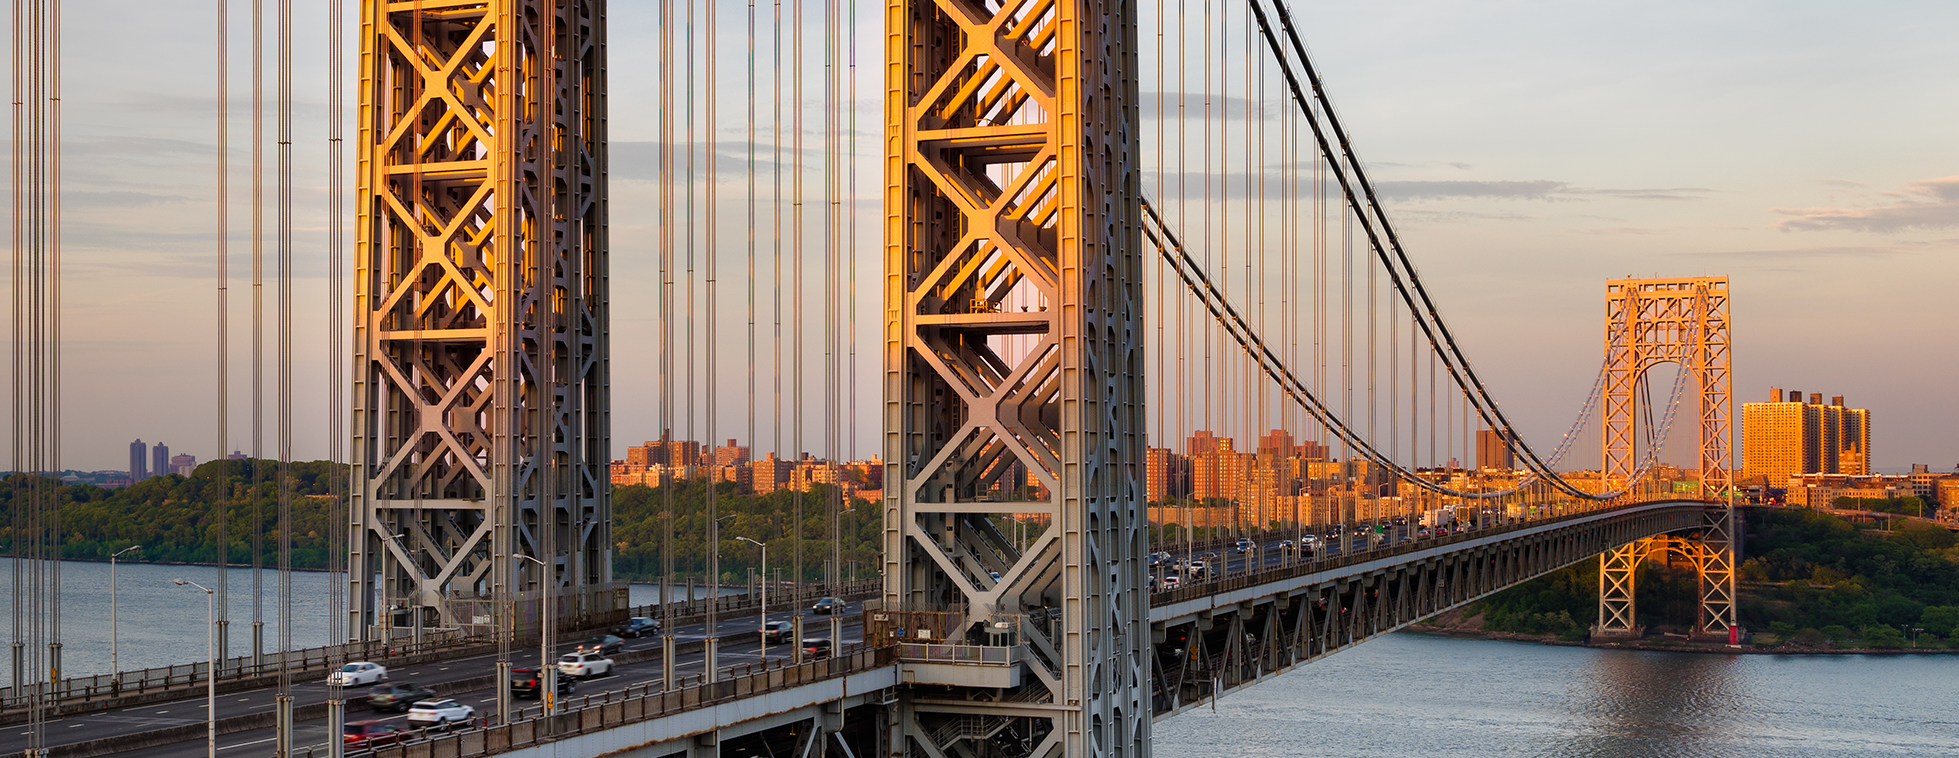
[4,577,883,716]
[328,645,897,758]
[896,643,1013,665]
[0,632,472,712]
[1150,499,1714,607]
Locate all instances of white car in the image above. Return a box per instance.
[327,661,388,686]
[557,651,614,680]
[405,698,475,725]
[1161,575,1182,590]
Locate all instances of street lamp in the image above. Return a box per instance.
[736,537,768,660]
[173,578,216,758]
[110,545,141,685]
[515,553,555,715]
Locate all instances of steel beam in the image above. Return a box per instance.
[352,0,615,639]
[884,1,1146,756]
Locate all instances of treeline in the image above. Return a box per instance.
[610,481,883,584]
[0,466,882,584]
[0,460,341,567]
[1474,508,1959,647]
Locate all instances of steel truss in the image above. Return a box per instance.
[1149,503,1709,715]
[352,0,616,638]
[1595,278,1735,639]
[883,1,1147,757]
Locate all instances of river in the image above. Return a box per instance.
[1156,632,1959,756]
[6,560,1959,754]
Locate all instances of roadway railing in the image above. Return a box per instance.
[1150,499,1714,608]
[896,643,1014,665]
[0,632,472,712]
[2,577,882,715]
[334,645,897,758]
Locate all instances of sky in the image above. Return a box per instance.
[34,0,1959,474]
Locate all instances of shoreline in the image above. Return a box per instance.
[1404,625,1959,656]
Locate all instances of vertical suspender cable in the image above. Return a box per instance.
[10,0,25,720]
[1245,5,1258,533]
[274,0,294,745]
[841,0,856,590]
[47,0,61,694]
[215,0,230,673]
[658,0,675,683]
[791,0,805,610]
[250,0,264,666]
[325,0,346,738]
[790,0,806,608]
[703,0,719,681]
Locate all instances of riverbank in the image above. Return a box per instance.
[1413,584,1959,655]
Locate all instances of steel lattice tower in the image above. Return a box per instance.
[883,1,1148,757]
[350,0,614,639]
[1595,277,1736,640]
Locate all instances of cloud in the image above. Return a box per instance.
[1672,237,1959,261]
[1774,176,1959,233]
[1393,209,1534,224]
[1372,180,1711,202]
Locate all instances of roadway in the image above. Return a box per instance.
[9,600,866,758]
[1150,516,1483,587]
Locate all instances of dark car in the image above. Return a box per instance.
[509,667,577,700]
[365,682,436,714]
[760,620,794,644]
[615,616,662,638]
[801,637,833,659]
[343,720,407,747]
[810,596,842,615]
[577,634,625,655]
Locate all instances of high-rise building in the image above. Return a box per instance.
[152,442,171,480]
[713,439,750,467]
[1840,406,1871,476]
[1191,437,1248,503]
[1477,429,1514,472]
[170,453,198,477]
[1742,387,1871,487]
[1145,447,1189,503]
[129,439,148,480]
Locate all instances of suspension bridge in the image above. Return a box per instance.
[2,1,1741,758]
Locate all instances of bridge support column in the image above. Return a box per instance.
[352,0,615,640]
[883,0,1144,756]
[1593,541,1643,639]
[1693,507,1740,642]
[1594,510,1739,642]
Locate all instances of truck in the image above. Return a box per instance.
[1420,506,1457,529]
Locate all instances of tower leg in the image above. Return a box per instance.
[1694,507,1739,642]
[1593,540,1642,639]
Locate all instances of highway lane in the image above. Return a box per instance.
[162,608,866,758]
[1149,519,1496,589]
[8,600,864,756]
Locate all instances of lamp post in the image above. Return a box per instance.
[737,537,768,661]
[516,553,554,715]
[110,545,141,686]
[173,579,216,758]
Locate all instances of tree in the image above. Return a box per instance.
[1919,605,1959,638]
[1864,625,1906,648]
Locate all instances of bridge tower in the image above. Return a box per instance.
[350,0,615,640]
[882,1,1148,757]
[1595,277,1737,640]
